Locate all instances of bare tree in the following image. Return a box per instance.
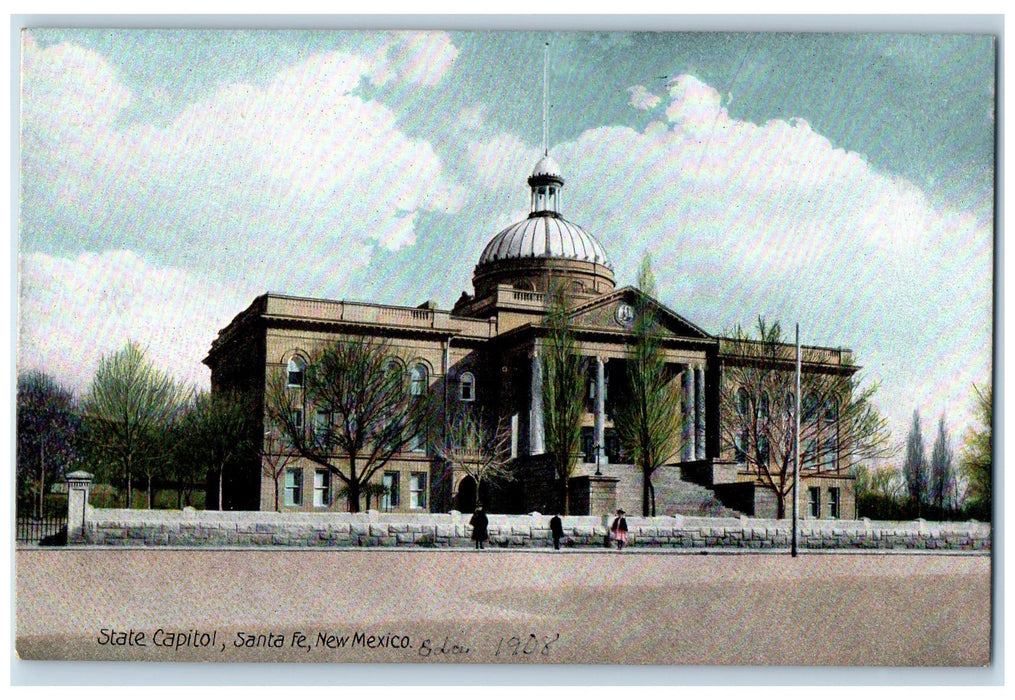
[265,336,431,513]
[82,342,186,508]
[431,402,513,508]
[614,256,682,516]
[17,371,81,518]
[719,318,892,519]
[541,283,588,515]
[261,422,298,512]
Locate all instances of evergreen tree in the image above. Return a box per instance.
[929,414,955,511]
[903,410,928,512]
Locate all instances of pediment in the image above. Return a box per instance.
[567,287,713,340]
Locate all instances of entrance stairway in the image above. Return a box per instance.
[655,478,743,518]
[609,463,744,518]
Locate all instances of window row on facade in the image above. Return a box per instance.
[286,356,476,401]
[734,387,840,423]
[282,467,429,511]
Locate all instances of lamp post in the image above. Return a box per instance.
[594,442,602,476]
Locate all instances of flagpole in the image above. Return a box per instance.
[792,323,801,557]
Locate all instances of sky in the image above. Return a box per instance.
[15,27,995,463]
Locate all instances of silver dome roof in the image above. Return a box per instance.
[531,154,562,179]
[478,214,613,268]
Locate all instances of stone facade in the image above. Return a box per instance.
[76,505,991,552]
[203,154,864,519]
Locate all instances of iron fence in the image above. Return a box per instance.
[15,516,67,545]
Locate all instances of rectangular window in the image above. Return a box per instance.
[734,429,748,464]
[284,468,303,507]
[382,471,400,510]
[804,439,818,468]
[808,487,821,519]
[313,470,330,507]
[581,427,595,463]
[605,428,623,463]
[409,429,426,453]
[409,472,427,510]
[314,410,330,445]
[828,487,841,519]
[292,408,303,432]
[822,435,837,471]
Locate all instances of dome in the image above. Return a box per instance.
[478,215,612,268]
[531,154,562,180]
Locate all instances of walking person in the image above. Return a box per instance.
[549,513,564,550]
[610,509,628,551]
[470,506,489,550]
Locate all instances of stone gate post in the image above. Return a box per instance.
[66,471,93,543]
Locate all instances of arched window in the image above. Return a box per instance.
[287,356,306,388]
[758,393,770,421]
[736,388,750,417]
[785,392,795,416]
[409,363,428,396]
[803,393,818,422]
[823,397,838,424]
[459,371,475,402]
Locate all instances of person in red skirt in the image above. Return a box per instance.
[610,509,628,550]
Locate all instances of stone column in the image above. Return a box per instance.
[681,365,695,461]
[694,364,706,460]
[66,470,93,543]
[530,351,545,456]
[595,356,607,465]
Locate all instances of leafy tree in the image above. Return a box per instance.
[16,371,81,518]
[430,402,513,508]
[265,336,431,513]
[719,317,892,519]
[852,461,908,519]
[166,411,203,508]
[614,256,683,516]
[82,342,186,508]
[929,414,955,511]
[961,382,992,520]
[181,390,257,510]
[541,283,589,515]
[903,410,928,512]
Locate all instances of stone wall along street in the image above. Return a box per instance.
[74,506,990,551]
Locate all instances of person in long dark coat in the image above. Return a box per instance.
[549,513,564,550]
[470,506,489,549]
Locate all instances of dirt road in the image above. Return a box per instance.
[15,548,991,665]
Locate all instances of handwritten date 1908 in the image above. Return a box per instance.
[494,632,559,657]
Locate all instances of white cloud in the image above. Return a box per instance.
[18,250,255,395]
[665,74,731,136]
[21,34,465,299]
[627,85,661,111]
[467,74,992,446]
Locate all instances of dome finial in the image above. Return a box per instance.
[542,42,549,157]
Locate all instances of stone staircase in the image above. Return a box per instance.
[607,463,743,518]
[655,478,743,518]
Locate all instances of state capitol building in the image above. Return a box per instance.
[204,151,857,520]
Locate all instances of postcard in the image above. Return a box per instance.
[13,23,995,676]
